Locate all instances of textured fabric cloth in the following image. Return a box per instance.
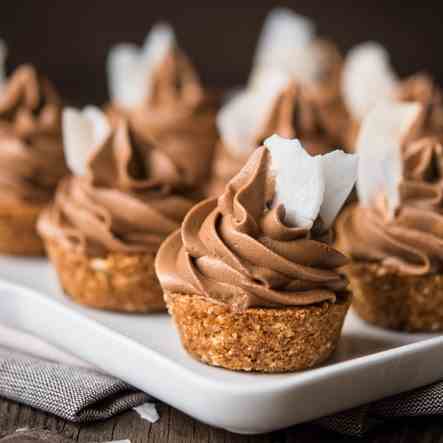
[0,346,150,422]
[318,381,443,436]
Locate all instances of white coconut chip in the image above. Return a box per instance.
[253,8,314,72]
[107,22,175,108]
[264,135,358,229]
[250,8,329,89]
[0,39,7,91]
[342,42,398,121]
[320,150,358,228]
[133,402,160,423]
[217,70,291,156]
[356,101,423,216]
[107,43,147,109]
[62,106,111,176]
[265,135,324,228]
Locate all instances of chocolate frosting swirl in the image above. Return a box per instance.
[0,65,66,204]
[120,48,218,188]
[156,146,349,311]
[337,137,443,275]
[38,119,195,256]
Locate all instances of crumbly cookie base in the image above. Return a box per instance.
[0,203,45,256]
[44,239,165,313]
[346,261,443,332]
[165,293,351,373]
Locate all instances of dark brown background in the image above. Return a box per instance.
[1,2,442,105]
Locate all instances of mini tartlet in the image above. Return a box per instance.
[38,108,201,312]
[336,101,443,332]
[0,52,66,255]
[207,8,347,197]
[107,23,218,190]
[156,135,357,372]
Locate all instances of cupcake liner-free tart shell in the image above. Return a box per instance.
[44,238,165,313]
[0,202,46,256]
[165,292,351,373]
[346,261,443,332]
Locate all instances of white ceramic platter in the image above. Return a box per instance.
[0,256,442,434]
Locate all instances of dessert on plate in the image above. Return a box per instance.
[107,23,218,190]
[342,42,443,150]
[336,101,443,331]
[156,134,358,372]
[38,107,198,312]
[0,40,67,255]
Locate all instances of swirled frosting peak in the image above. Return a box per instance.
[0,64,66,204]
[38,115,196,256]
[107,22,203,110]
[108,24,217,189]
[338,100,443,275]
[156,136,357,310]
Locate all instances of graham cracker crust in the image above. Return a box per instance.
[0,203,45,256]
[346,261,443,332]
[165,293,351,373]
[44,239,166,313]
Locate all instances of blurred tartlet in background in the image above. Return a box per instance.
[38,107,207,312]
[207,8,348,197]
[342,42,443,151]
[337,101,443,332]
[0,40,67,255]
[106,23,219,192]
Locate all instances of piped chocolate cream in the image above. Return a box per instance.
[107,23,218,188]
[38,116,196,257]
[156,135,357,311]
[337,101,443,275]
[0,65,66,205]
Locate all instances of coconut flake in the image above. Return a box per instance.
[253,8,314,71]
[342,42,398,121]
[265,135,324,228]
[265,135,358,228]
[133,402,159,423]
[356,101,423,216]
[107,43,147,108]
[62,106,111,176]
[250,8,329,88]
[217,70,291,156]
[320,150,358,228]
[0,39,7,91]
[107,22,175,108]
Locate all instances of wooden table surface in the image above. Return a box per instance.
[1,398,443,443]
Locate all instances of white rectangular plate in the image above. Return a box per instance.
[0,256,442,434]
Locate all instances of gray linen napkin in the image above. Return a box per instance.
[318,381,443,436]
[1,344,442,436]
[0,346,150,422]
